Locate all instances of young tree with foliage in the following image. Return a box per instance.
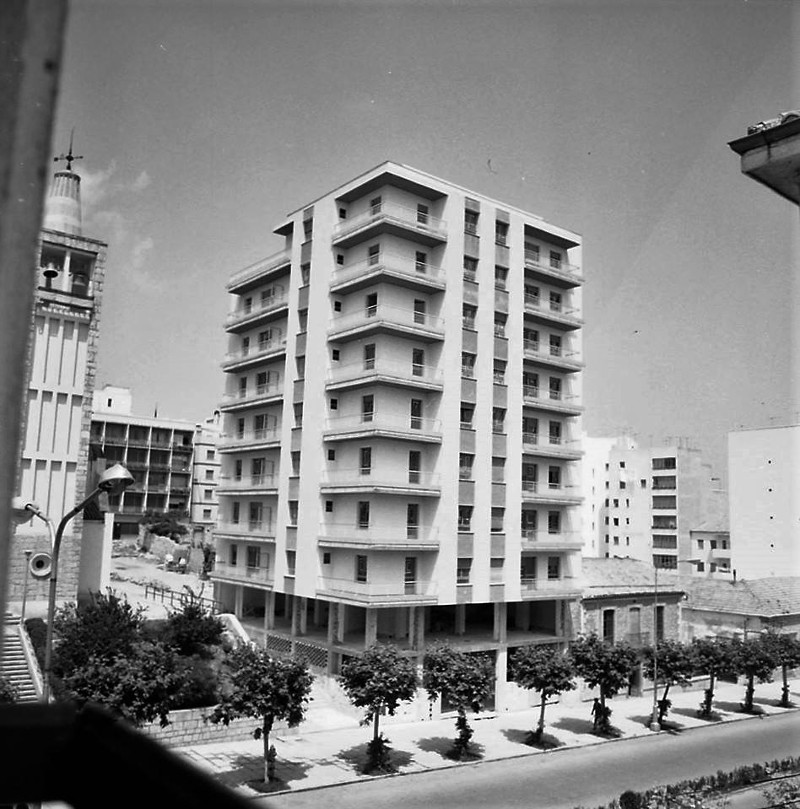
[162,602,224,658]
[730,635,777,713]
[764,632,800,708]
[510,644,575,745]
[209,645,314,783]
[570,634,638,734]
[642,639,695,723]
[61,640,182,727]
[422,643,495,759]
[691,636,735,717]
[140,510,189,541]
[338,643,419,772]
[0,676,17,704]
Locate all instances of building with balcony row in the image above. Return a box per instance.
[211,161,585,709]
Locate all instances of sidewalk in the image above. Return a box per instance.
[175,677,800,800]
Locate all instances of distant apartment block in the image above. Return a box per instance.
[10,158,108,606]
[688,521,731,578]
[190,412,222,543]
[728,425,799,580]
[212,161,585,709]
[582,436,725,575]
[90,385,195,537]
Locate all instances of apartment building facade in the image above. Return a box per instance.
[582,436,726,576]
[190,412,222,544]
[90,385,195,537]
[212,162,585,709]
[9,159,108,606]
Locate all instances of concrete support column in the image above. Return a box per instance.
[298,596,307,635]
[264,591,275,632]
[455,603,466,635]
[365,607,378,647]
[313,598,324,627]
[327,600,340,644]
[493,602,507,643]
[291,595,304,636]
[336,602,346,643]
[234,585,244,618]
[416,606,426,650]
[554,599,563,637]
[495,648,507,712]
[516,601,530,630]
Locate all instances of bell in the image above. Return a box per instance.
[43,263,60,279]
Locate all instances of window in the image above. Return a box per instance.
[246,545,261,571]
[652,495,677,509]
[547,510,560,534]
[652,457,677,470]
[238,376,247,395]
[549,377,562,400]
[231,501,241,525]
[613,517,619,526]
[206,449,215,461]
[323,552,331,564]
[495,220,509,246]
[365,292,378,317]
[495,266,508,289]
[296,356,305,378]
[548,466,561,489]
[459,453,474,480]
[696,561,705,572]
[293,402,303,427]
[412,348,424,377]
[602,609,615,643]
[370,196,382,215]
[653,554,678,570]
[361,394,374,422]
[461,352,476,377]
[408,450,421,483]
[525,284,540,307]
[547,556,561,580]
[332,348,340,361]
[549,421,562,445]
[360,447,372,475]
[368,244,380,266]
[491,507,504,533]
[417,203,429,225]
[288,500,298,526]
[464,209,479,235]
[457,506,473,532]
[462,304,477,330]
[234,459,243,481]
[549,333,562,356]
[492,456,505,482]
[410,398,423,429]
[336,253,344,265]
[456,558,472,584]
[460,403,474,429]
[521,510,537,536]
[463,256,478,281]
[549,250,561,269]
[204,469,214,480]
[327,449,336,461]
[303,218,313,241]
[202,509,212,520]
[413,299,426,324]
[613,498,619,507]
[300,263,310,285]
[493,360,506,384]
[640,479,647,488]
[357,501,370,529]
[492,407,506,434]
[653,535,677,549]
[355,554,368,582]
[656,605,665,641]
[229,544,238,566]
[298,309,308,332]
[329,397,338,411]
[619,480,627,489]
[490,558,504,581]
[204,488,213,501]
[364,343,376,370]
[613,536,619,545]
[415,251,427,273]
[523,327,539,351]
[549,291,562,312]
[241,336,250,356]
[406,503,419,538]
[494,313,507,337]
[325,500,334,513]
[524,240,539,263]
[333,300,342,312]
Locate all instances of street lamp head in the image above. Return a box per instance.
[10,497,47,525]
[97,463,134,494]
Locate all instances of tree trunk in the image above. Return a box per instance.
[535,692,547,741]
[658,682,672,722]
[781,664,790,708]
[373,708,380,743]
[743,674,755,712]
[262,717,274,783]
[702,673,716,716]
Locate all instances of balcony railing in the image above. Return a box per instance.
[224,287,288,329]
[215,521,275,538]
[520,576,578,593]
[226,248,291,291]
[324,413,441,439]
[333,201,447,243]
[320,467,440,490]
[213,562,273,584]
[520,530,583,546]
[524,250,582,283]
[329,303,444,339]
[521,481,582,503]
[220,381,283,408]
[218,427,280,449]
[319,522,439,547]
[327,358,443,388]
[316,575,438,602]
[523,292,582,322]
[523,339,583,368]
[221,337,287,369]
[217,474,278,491]
[332,252,446,289]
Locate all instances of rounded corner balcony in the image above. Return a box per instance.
[332,201,448,249]
[217,426,281,452]
[224,286,289,333]
[226,249,292,295]
[316,575,439,607]
[522,384,583,416]
[213,520,277,541]
[211,560,275,588]
[318,523,440,552]
[328,304,445,343]
[519,575,582,600]
[219,380,284,412]
[520,529,585,552]
[523,249,583,288]
[221,335,287,372]
[521,433,584,460]
[523,292,583,331]
[520,480,583,505]
[215,473,279,495]
[330,252,447,295]
[319,467,441,496]
[323,413,442,444]
[522,339,584,372]
[326,358,444,393]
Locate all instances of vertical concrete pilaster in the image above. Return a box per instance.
[493,602,507,643]
[365,607,378,647]
[455,603,466,635]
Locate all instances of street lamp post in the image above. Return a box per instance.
[20,549,33,623]
[649,563,661,732]
[13,463,134,702]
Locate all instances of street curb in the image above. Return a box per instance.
[257,703,800,799]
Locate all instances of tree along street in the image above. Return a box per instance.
[261,712,800,809]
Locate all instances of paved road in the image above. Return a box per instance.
[262,712,800,809]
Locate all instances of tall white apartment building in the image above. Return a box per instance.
[212,162,585,709]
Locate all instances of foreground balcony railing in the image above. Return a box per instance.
[524,250,582,284]
[226,248,291,291]
[521,480,583,503]
[324,413,441,440]
[225,287,288,329]
[523,293,582,325]
[221,337,287,370]
[318,522,439,548]
[520,576,579,593]
[520,529,584,547]
[333,201,447,244]
[522,433,583,457]
[320,467,441,490]
[332,252,446,290]
[327,357,443,388]
[523,339,583,369]
[213,561,273,584]
[215,520,276,538]
[216,474,278,492]
[329,303,445,339]
[220,381,283,408]
[218,427,280,450]
[316,575,438,603]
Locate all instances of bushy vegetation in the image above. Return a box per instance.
[0,676,18,704]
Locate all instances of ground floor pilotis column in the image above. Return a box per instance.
[264,590,275,632]
[495,647,508,711]
[365,606,378,647]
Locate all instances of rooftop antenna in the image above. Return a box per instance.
[54,128,83,172]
